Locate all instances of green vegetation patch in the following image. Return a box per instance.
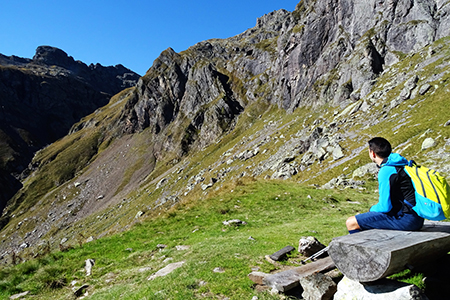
[0,179,373,300]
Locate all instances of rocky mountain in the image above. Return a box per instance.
[0,46,140,213]
[1,0,450,259]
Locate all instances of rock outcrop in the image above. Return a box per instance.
[114,0,450,158]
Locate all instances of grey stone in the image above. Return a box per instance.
[213,267,225,273]
[399,87,412,100]
[353,163,379,178]
[175,245,190,251]
[85,259,95,276]
[271,163,298,179]
[201,183,214,190]
[322,176,365,190]
[330,145,344,160]
[269,245,295,261]
[404,75,419,90]
[248,271,269,285]
[334,276,428,300]
[9,291,30,299]
[73,284,89,297]
[156,178,168,189]
[419,83,432,95]
[19,243,29,249]
[222,219,247,226]
[148,261,186,280]
[299,236,326,257]
[422,137,436,150]
[299,273,337,300]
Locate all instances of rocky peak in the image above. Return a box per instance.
[32,45,77,69]
[255,9,291,30]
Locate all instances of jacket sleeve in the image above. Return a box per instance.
[370,166,397,213]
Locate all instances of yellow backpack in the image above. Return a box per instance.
[404,162,450,221]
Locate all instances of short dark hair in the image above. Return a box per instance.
[368,137,392,158]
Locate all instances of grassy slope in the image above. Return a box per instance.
[0,180,374,300]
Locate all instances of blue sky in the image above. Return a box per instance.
[1,1,299,75]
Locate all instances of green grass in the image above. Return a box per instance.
[0,179,374,300]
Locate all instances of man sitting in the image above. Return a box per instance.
[346,137,424,234]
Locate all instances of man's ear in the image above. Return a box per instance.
[371,151,377,159]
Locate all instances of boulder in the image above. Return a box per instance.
[299,273,337,300]
[85,259,95,276]
[419,83,432,95]
[271,163,298,179]
[248,271,269,285]
[334,276,428,300]
[330,145,344,160]
[73,284,89,298]
[352,163,379,178]
[422,138,436,150]
[298,236,326,257]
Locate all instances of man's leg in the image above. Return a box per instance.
[353,211,422,231]
[346,216,361,234]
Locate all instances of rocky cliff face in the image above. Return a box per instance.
[1,0,450,257]
[0,46,140,212]
[116,0,450,153]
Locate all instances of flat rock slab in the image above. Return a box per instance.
[329,221,450,282]
[148,261,185,280]
[269,245,295,261]
[263,256,336,292]
[9,291,30,299]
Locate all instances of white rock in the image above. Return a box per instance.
[213,267,225,273]
[352,163,379,178]
[9,291,30,299]
[85,259,95,276]
[334,276,428,300]
[148,261,185,280]
[422,138,436,150]
[175,245,190,251]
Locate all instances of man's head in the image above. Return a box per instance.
[368,137,392,160]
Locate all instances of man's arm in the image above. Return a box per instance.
[370,167,396,213]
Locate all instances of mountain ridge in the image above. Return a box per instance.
[0,46,140,214]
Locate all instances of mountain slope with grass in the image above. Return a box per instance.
[0,0,450,298]
[0,46,140,215]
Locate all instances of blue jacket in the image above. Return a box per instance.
[370,153,416,214]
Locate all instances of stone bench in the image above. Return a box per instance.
[328,221,450,282]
